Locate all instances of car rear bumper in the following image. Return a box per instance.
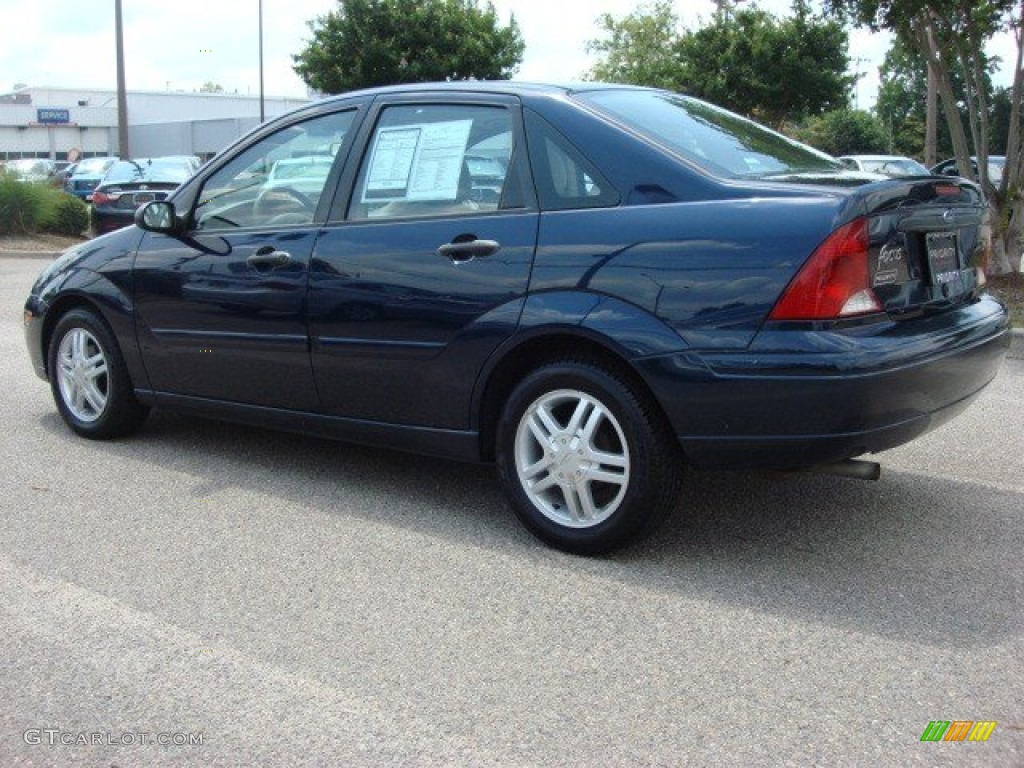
[635,296,1011,469]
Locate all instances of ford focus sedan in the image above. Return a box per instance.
[23,82,1010,554]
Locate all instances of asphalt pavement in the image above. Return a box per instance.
[1,256,1021,766]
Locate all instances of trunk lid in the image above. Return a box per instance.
[860,177,985,316]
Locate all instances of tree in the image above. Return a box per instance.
[826,0,1023,275]
[875,37,967,159]
[200,82,224,93]
[790,108,889,155]
[586,2,683,91]
[293,0,524,94]
[681,3,854,127]
[586,1,854,128]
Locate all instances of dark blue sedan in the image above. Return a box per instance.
[23,82,1011,554]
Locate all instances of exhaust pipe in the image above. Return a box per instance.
[809,458,881,481]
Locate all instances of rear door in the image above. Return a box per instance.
[308,95,538,430]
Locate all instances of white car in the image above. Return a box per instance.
[838,155,930,177]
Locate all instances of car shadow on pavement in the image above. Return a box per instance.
[35,408,1022,652]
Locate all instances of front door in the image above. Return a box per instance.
[133,109,358,410]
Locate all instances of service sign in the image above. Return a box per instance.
[36,108,70,125]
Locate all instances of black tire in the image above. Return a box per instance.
[496,360,683,555]
[47,308,149,439]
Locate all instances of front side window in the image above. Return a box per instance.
[349,104,516,221]
[193,110,354,231]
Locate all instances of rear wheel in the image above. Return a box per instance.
[496,361,682,555]
[48,308,149,439]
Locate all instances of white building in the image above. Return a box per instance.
[0,85,311,162]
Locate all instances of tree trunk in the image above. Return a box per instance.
[916,18,973,177]
[990,198,1023,275]
[925,64,938,167]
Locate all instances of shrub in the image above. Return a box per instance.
[38,187,89,236]
[0,173,46,235]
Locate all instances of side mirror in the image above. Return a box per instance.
[135,200,178,233]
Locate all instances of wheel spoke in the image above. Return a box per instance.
[576,482,599,521]
[580,404,605,442]
[72,329,87,360]
[586,467,627,487]
[521,455,552,481]
[562,484,583,522]
[535,403,562,439]
[588,448,628,469]
[83,381,106,414]
[530,473,559,495]
[565,398,592,436]
[86,359,108,380]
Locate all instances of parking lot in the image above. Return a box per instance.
[1,255,1021,766]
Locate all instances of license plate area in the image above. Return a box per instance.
[926,232,964,294]
[134,192,156,204]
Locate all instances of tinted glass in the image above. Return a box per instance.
[103,160,193,184]
[349,104,515,220]
[193,109,354,231]
[578,89,841,179]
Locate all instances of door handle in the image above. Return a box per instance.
[437,237,500,263]
[247,245,291,269]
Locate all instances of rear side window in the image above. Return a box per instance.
[524,110,619,211]
[348,103,520,221]
[577,89,841,179]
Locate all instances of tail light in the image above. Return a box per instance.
[768,217,882,321]
[91,190,120,206]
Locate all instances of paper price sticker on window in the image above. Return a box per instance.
[363,119,473,203]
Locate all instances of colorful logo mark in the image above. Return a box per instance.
[920,721,997,742]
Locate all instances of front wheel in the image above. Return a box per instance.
[496,361,683,555]
[48,308,149,439]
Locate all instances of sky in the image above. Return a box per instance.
[0,1,1018,110]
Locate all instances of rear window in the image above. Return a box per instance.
[577,89,841,179]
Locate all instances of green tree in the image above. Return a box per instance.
[200,81,225,93]
[586,2,683,91]
[789,108,889,155]
[293,0,524,94]
[586,1,854,128]
[826,0,1023,275]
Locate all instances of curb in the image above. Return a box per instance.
[1010,328,1024,360]
[0,250,61,259]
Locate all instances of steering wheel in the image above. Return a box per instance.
[253,186,315,219]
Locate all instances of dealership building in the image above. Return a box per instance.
[0,85,311,162]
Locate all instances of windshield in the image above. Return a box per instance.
[104,160,193,185]
[75,157,116,175]
[8,159,46,174]
[577,89,841,179]
[861,158,929,177]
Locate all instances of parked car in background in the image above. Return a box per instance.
[52,161,76,187]
[838,155,930,177]
[931,155,1006,183]
[23,82,1010,555]
[65,156,118,200]
[5,158,57,183]
[90,157,196,235]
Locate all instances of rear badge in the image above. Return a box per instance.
[874,240,906,287]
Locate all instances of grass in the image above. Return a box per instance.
[986,272,1024,329]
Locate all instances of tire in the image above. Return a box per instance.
[47,308,149,439]
[496,360,683,555]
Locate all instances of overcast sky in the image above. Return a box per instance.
[1,1,1018,110]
